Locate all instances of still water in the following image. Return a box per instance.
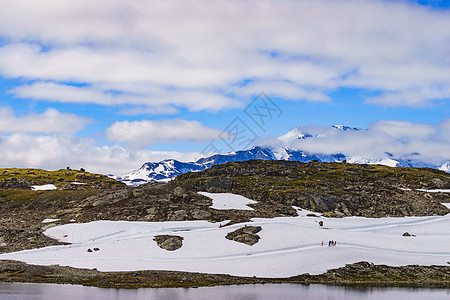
[1,282,449,300]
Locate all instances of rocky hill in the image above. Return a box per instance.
[0,162,449,254]
[116,125,450,185]
[174,160,450,218]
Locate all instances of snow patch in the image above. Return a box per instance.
[199,192,258,210]
[3,212,450,278]
[31,184,57,191]
[373,158,400,167]
[293,206,322,217]
[271,147,290,160]
[417,189,450,193]
[42,219,60,224]
[348,157,399,167]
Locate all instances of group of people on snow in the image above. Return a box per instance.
[321,240,337,246]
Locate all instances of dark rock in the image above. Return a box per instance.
[173,187,185,197]
[168,210,188,221]
[90,189,132,207]
[226,226,262,246]
[0,178,31,189]
[153,235,184,251]
[192,209,211,220]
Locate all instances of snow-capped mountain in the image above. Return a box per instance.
[439,162,450,172]
[331,125,361,131]
[277,127,316,144]
[116,160,206,186]
[116,125,449,186]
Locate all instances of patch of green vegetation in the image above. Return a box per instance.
[0,189,39,202]
[0,167,125,189]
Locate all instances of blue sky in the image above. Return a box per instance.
[0,0,449,174]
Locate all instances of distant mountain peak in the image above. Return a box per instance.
[116,125,448,186]
[332,125,361,131]
[277,127,316,144]
[439,162,450,172]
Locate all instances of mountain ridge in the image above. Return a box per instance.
[115,125,449,186]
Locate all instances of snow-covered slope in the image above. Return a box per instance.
[439,162,450,172]
[2,193,450,277]
[278,127,316,144]
[116,159,206,186]
[116,125,448,186]
[119,147,277,186]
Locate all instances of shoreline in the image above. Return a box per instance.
[1,260,449,289]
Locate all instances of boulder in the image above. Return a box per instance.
[192,209,211,220]
[226,226,262,246]
[168,210,188,221]
[173,187,185,197]
[154,235,184,251]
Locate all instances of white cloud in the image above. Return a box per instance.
[10,82,114,105]
[0,107,91,134]
[264,119,450,165]
[369,120,436,139]
[0,133,201,175]
[365,87,450,107]
[11,81,241,112]
[0,0,448,108]
[438,118,450,142]
[106,119,223,149]
[119,106,180,116]
[0,118,447,176]
[234,80,330,102]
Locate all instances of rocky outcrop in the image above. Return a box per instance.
[1,162,449,254]
[308,261,450,287]
[175,160,450,218]
[0,260,274,288]
[153,235,184,251]
[226,226,262,246]
[192,209,212,220]
[86,189,133,207]
[1,260,450,288]
[0,178,31,189]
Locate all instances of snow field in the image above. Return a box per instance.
[1,193,450,278]
[30,184,57,191]
[200,192,258,210]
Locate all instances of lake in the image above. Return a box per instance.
[1,283,450,300]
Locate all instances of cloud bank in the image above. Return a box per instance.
[0,0,449,111]
[0,1,448,175]
[0,133,201,175]
[0,107,91,134]
[106,119,224,149]
[0,109,216,174]
[266,119,450,165]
